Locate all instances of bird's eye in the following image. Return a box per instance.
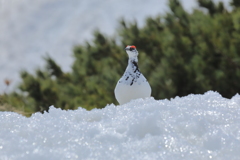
[130,47,135,51]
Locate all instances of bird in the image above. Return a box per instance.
[114,45,151,105]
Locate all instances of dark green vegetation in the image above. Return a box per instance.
[1,0,240,116]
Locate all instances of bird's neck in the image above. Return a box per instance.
[128,56,138,64]
[127,57,139,73]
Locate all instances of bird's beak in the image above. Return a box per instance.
[125,47,133,51]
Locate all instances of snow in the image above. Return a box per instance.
[0,0,231,93]
[0,91,240,159]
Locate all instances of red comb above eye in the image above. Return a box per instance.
[130,45,136,48]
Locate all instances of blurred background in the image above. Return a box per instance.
[0,0,230,93]
[1,0,238,116]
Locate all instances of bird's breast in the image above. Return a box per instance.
[114,80,151,105]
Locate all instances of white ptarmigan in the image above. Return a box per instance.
[114,45,151,105]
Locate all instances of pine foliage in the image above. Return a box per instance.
[1,0,240,115]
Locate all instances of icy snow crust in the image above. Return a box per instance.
[0,91,240,160]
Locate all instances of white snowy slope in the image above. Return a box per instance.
[0,91,240,160]
[0,0,230,93]
[0,0,168,93]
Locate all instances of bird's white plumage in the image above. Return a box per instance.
[114,45,151,105]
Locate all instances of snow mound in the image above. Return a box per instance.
[0,91,240,159]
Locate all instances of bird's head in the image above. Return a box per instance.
[125,45,138,58]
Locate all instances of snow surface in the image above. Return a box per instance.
[0,91,240,160]
[0,0,230,93]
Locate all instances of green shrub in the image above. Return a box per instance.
[2,0,240,115]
